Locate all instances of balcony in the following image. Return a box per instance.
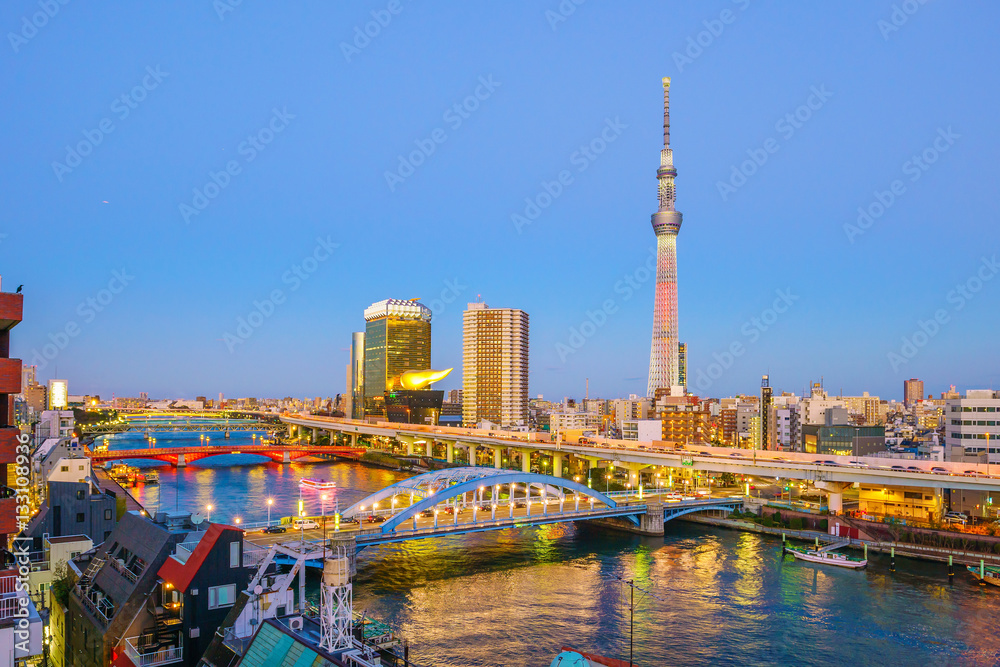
[0,292,22,331]
[123,636,183,666]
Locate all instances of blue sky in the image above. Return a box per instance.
[2,1,998,402]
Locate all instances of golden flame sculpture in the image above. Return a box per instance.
[399,368,453,390]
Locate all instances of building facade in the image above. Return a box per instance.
[0,285,23,552]
[362,300,431,418]
[904,378,924,407]
[462,302,529,428]
[945,389,1000,464]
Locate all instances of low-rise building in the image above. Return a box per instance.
[945,389,1000,464]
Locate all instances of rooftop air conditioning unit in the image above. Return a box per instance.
[289,617,304,632]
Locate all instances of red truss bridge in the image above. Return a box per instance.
[85,444,366,467]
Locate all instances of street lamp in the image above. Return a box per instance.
[206,504,213,522]
[267,498,274,526]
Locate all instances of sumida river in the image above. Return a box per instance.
[106,430,1000,666]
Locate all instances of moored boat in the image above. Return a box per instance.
[144,469,160,485]
[785,545,867,569]
[967,564,1000,586]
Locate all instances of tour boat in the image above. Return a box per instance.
[967,564,1000,586]
[785,545,867,569]
[299,478,337,491]
[143,470,160,485]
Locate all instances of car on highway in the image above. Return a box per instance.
[341,516,360,525]
[890,465,905,471]
[364,515,386,523]
[664,492,682,501]
[931,467,948,473]
[681,495,696,501]
[263,525,287,534]
[292,519,319,530]
[964,470,981,476]
[907,466,921,472]
[419,508,435,518]
[729,452,745,458]
[847,460,868,467]
[695,489,711,497]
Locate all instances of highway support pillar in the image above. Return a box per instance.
[493,447,502,469]
[553,453,564,478]
[446,442,454,463]
[311,427,318,443]
[468,444,477,467]
[406,438,414,456]
[350,432,357,447]
[521,450,531,474]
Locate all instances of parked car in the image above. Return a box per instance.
[944,511,968,525]
[263,525,287,534]
[292,519,319,530]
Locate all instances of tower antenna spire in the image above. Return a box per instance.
[663,77,670,149]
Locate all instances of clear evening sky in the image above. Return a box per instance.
[2,2,998,402]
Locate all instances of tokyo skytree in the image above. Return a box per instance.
[647,77,682,397]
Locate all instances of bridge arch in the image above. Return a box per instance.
[662,502,742,523]
[340,467,620,534]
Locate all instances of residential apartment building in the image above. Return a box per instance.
[462,302,529,428]
[945,389,1000,464]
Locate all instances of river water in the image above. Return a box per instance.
[107,430,1000,666]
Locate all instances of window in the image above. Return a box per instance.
[208,584,236,609]
[104,509,113,521]
[230,541,240,568]
[61,466,69,473]
[76,513,85,522]
[76,490,85,500]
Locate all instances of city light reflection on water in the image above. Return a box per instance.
[106,431,1000,665]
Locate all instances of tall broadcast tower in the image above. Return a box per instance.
[647,77,682,397]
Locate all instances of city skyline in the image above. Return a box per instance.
[4,3,999,401]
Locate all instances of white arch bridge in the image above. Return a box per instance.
[322,467,743,550]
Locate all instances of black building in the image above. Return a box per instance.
[385,389,444,425]
[25,480,118,543]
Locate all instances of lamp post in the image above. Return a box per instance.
[266,498,274,526]
[206,504,212,522]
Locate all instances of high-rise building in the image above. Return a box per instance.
[0,283,24,551]
[759,375,773,450]
[648,77,683,397]
[363,299,431,418]
[677,342,687,388]
[462,302,529,428]
[48,378,68,409]
[904,378,924,407]
[21,363,36,393]
[346,331,365,419]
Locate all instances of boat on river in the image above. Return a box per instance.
[967,564,1000,586]
[785,543,867,569]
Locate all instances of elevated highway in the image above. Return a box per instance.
[280,415,1000,501]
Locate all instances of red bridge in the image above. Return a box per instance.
[85,444,366,467]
